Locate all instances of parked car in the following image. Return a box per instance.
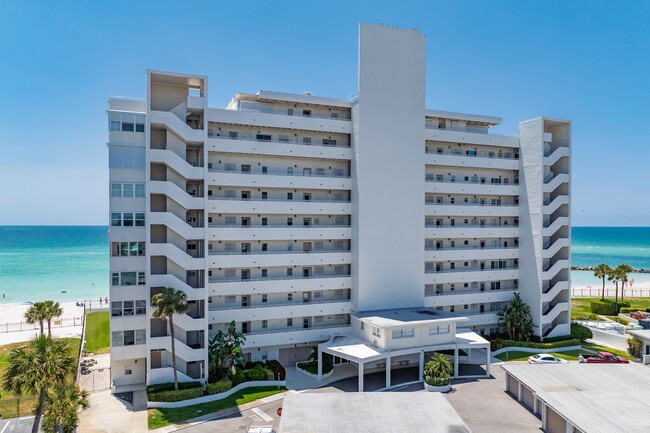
[578,351,629,363]
[528,354,568,364]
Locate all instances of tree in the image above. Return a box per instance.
[151,287,190,391]
[616,264,634,302]
[25,302,48,336]
[208,320,246,380]
[2,336,76,433]
[608,268,622,312]
[497,292,536,341]
[41,383,89,433]
[43,300,64,337]
[423,353,454,386]
[593,264,613,301]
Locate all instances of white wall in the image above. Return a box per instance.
[352,24,426,311]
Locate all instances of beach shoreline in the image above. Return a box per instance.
[0,301,86,325]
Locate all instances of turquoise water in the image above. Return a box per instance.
[0,226,649,303]
[0,226,108,303]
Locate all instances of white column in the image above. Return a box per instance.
[418,351,424,382]
[467,348,471,360]
[454,347,459,378]
[566,422,574,433]
[317,348,323,381]
[358,362,364,392]
[541,405,548,431]
[385,356,391,389]
[517,382,523,402]
[534,397,539,414]
[486,345,491,377]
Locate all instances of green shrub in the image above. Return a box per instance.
[146,381,202,394]
[542,334,575,343]
[620,308,638,314]
[245,365,269,381]
[627,338,642,358]
[147,387,204,402]
[570,322,593,342]
[572,313,600,321]
[590,299,630,315]
[425,373,450,386]
[613,317,629,326]
[495,338,580,350]
[206,377,232,395]
[297,360,334,375]
[264,360,286,380]
[230,368,246,386]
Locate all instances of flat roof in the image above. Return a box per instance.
[501,363,650,433]
[629,329,650,341]
[352,307,468,328]
[426,108,502,126]
[279,392,471,433]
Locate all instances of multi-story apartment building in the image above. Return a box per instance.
[106,24,571,388]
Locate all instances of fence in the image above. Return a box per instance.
[0,317,83,334]
[571,288,650,298]
[0,396,38,419]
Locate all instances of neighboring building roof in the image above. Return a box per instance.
[279,392,471,433]
[228,90,352,109]
[352,307,467,328]
[501,363,650,433]
[628,329,650,341]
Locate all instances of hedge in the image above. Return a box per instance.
[297,360,334,375]
[590,299,630,315]
[206,377,232,395]
[620,308,639,314]
[570,322,593,342]
[495,338,580,350]
[147,387,204,402]
[542,334,576,343]
[146,381,202,394]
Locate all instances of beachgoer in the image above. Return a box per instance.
[105,296,108,304]
[99,298,102,307]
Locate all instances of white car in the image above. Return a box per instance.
[528,354,569,364]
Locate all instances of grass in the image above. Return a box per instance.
[0,337,80,418]
[582,342,637,360]
[84,311,110,354]
[148,386,287,429]
[297,361,333,375]
[571,297,650,317]
[495,349,583,362]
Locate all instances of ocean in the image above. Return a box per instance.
[0,226,649,303]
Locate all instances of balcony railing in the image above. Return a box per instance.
[425,246,518,252]
[208,197,350,204]
[425,123,499,136]
[208,224,350,229]
[209,298,351,311]
[425,175,519,185]
[209,273,350,284]
[425,200,518,207]
[208,168,350,178]
[226,106,351,121]
[425,222,519,229]
[241,323,350,336]
[207,131,351,148]
[425,149,518,160]
[426,287,518,296]
[209,249,350,256]
[426,266,518,274]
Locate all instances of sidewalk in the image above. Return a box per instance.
[77,389,148,433]
[0,325,82,345]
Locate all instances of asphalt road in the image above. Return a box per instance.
[178,398,283,433]
[0,416,34,433]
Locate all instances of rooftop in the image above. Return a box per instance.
[501,363,650,433]
[352,307,467,328]
[278,392,471,433]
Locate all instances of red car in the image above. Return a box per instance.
[578,351,629,364]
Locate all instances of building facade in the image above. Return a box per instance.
[106,24,571,387]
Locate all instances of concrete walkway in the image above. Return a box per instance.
[77,389,148,433]
[0,326,82,345]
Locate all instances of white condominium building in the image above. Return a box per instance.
[107,24,571,388]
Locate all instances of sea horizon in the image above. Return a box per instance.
[1,225,649,304]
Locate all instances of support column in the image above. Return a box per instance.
[517,382,523,402]
[486,345,491,377]
[566,423,574,433]
[317,348,323,381]
[467,348,471,360]
[454,347,459,378]
[541,405,548,431]
[358,362,364,392]
[418,351,424,382]
[534,397,539,414]
[385,356,391,389]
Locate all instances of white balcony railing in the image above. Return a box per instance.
[425,222,519,229]
[209,249,350,256]
[208,132,351,148]
[208,197,350,204]
[425,246,518,252]
[209,273,350,284]
[209,168,350,179]
[208,224,350,229]
[425,149,518,160]
[425,175,519,185]
[425,200,518,207]
[224,107,351,121]
[426,266,518,274]
[209,298,350,311]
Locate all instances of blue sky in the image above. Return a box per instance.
[1,0,649,226]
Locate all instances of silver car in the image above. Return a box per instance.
[528,354,569,364]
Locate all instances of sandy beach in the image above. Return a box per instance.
[0,301,85,325]
[571,279,650,298]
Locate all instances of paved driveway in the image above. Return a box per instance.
[0,416,34,433]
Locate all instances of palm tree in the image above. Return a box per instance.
[42,383,89,433]
[497,292,535,341]
[43,300,64,337]
[151,287,190,391]
[208,320,246,380]
[609,268,622,312]
[25,302,48,336]
[2,336,76,433]
[593,264,613,301]
[616,264,634,301]
[424,353,454,377]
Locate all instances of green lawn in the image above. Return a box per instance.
[84,311,110,354]
[0,338,80,418]
[582,342,636,360]
[571,297,650,317]
[495,349,583,362]
[148,386,287,429]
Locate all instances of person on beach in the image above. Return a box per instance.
[99,298,102,307]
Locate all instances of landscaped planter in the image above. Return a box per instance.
[295,362,334,381]
[424,381,451,392]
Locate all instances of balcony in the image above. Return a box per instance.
[208,224,351,241]
[207,108,351,135]
[425,148,519,170]
[424,267,518,284]
[425,222,519,239]
[208,300,351,322]
[425,246,518,261]
[425,177,519,196]
[208,168,351,190]
[209,249,350,268]
[237,324,351,348]
[208,274,351,296]
[425,201,518,217]
[207,197,351,215]
[425,289,517,308]
[424,125,519,147]
[457,312,500,327]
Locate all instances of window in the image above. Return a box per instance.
[322,139,337,146]
[439,325,450,334]
[123,183,133,198]
[262,294,267,303]
[287,318,293,327]
[111,273,120,286]
[287,268,293,276]
[111,331,123,347]
[225,295,236,304]
[111,184,122,197]
[392,328,414,339]
[287,192,293,200]
[262,320,268,329]
[135,184,145,197]
[262,192,268,199]
[360,321,365,330]
[330,113,339,119]
[111,213,122,227]
[123,330,135,346]
[111,302,122,317]
[135,300,146,315]
[372,327,381,337]
[256,134,271,142]
[137,271,146,285]
[123,301,134,316]
[135,213,145,227]
[123,213,134,227]
[303,137,311,145]
[261,269,267,277]
[287,293,293,301]
[109,113,145,133]
[135,329,146,344]
[429,326,439,335]
[225,216,236,225]
[229,131,238,140]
